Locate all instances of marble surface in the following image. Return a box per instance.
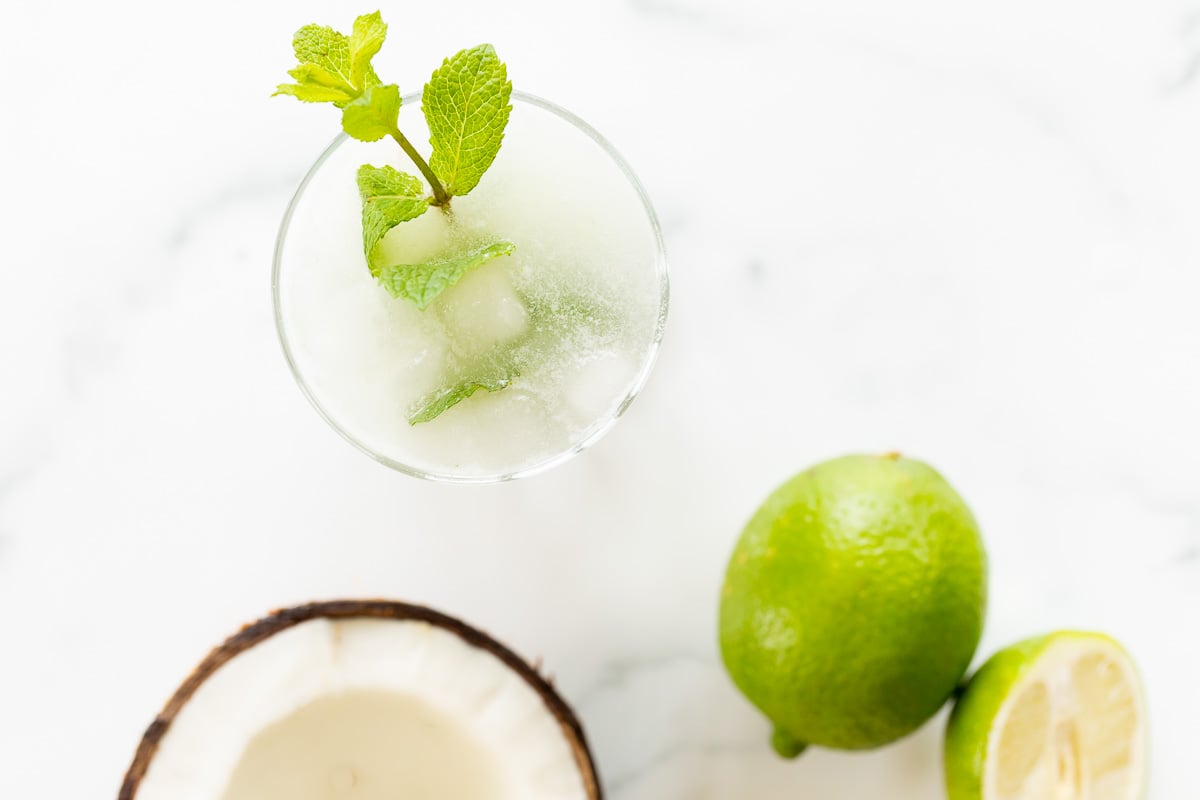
[2,0,1198,796]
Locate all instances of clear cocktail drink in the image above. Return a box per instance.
[274,92,668,481]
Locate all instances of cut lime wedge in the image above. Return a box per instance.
[945,631,1147,800]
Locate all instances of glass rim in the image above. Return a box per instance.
[272,89,670,484]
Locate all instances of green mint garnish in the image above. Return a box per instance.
[275,15,513,216]
[347,11,387,87]
[405,292,620,424]
[341,84,402,143]
[276,12,451,205]
[377,240,516,310]
[274,16,381,106]
[407,373,516,424]
[356,165,430,274]
[278,14,524,422]
[276,15,515,286]
[424,45,513,198]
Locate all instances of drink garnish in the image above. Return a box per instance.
[277,13,515,310]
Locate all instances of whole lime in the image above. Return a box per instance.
[719,453,987,756]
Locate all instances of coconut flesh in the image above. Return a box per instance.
[119,601,602,800]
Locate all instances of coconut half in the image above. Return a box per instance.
[119,601,602,800]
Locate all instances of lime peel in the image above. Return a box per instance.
[720,453,988,754]
[771,727,809,759]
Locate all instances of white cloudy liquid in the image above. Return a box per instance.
[221,690,513,800]
[276,95,665,479]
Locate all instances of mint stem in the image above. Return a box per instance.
[389,127,449,207]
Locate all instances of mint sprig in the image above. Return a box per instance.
[276,14,514,281]
[274,15,513,217]
[275,12,450,206]
[277,13,522,422]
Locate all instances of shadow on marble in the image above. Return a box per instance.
[581,655,945,799]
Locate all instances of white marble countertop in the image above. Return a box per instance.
[2,0,1197,796]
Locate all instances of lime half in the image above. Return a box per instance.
[945,631,1147,800]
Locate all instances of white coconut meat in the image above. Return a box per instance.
[124,606,599,800]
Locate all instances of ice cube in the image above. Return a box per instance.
[437,265,529,354]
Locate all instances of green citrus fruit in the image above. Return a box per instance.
[945,631,1147,800]
[719,453,987,755]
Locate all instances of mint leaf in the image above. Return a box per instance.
[408,373,516,424]
[342,84,401,142]
[349,11,387,88]
[291,24,352,76]
[275,15,383,108]
[274,63,358,105]
[404,289,618,424]
[377,240,515,310]
[423,44,512,197]
[357,165,429,273]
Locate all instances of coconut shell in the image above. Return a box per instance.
[119,600,603,799]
